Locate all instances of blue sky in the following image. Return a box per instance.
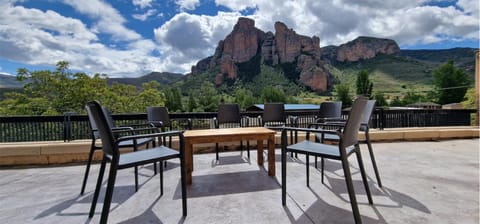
[0,0,478,78]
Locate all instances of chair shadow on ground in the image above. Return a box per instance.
[210,154,252,167]
[34,166,164,222]
[282,157,431,223]
[177,170,280,198]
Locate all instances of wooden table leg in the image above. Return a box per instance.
[185,142,193,184]
[268,135,275,176]
[257,139,264,165]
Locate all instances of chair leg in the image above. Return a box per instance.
[152,141,158,175]
[315,156,318,168]
[341,158,362,224]
[247,141,250,158]
[99,162,119,224]
[306,154,310,187]
[89,158,106,218]
[160,161,164,196]
[281,143,287,206]
[366,138,382,187]
[356,146,373,204]
[81,143,96,195]
[180,154,187,216]
[321,157,325,184]
[215,143,220,160]
[134,166,139,192]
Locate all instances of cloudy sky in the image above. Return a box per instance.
[0,0,478,77]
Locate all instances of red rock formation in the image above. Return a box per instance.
[336,36,400,62]
[190,18,402,93]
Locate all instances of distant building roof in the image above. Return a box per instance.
[407,102,441,109]
[247,104,320,111]
[442,103,464,109]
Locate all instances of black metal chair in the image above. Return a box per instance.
[320,100,382,187]
[281,97,372,224]
[213,103,249,160]
[147,107,173,144]
[86,101,187,224]
[259,102,298,145]
[147,106,173,168]
[80,106,155,195]
[313,101,343,168]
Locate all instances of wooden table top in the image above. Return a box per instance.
[184,127,275,138]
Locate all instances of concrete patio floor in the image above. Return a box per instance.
[0,139,478,224]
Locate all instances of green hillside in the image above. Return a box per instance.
[329,48,476,97]
[107,71,184,88]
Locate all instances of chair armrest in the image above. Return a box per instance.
[212,117,220,128]
[308,122,345,130]
[288,115,298,127]
[257,115,262,126]
[112,126,158,135]
[314,117,345,123]
[116,130,184,143]
[149,121,164,128]
[282,127,340,135]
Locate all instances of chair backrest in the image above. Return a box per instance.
[318,101,342,118]
[216,104,241,127]
[147,106,171,127]
[86,101,118,157]
[359,100,376,131]
[101,107,116,129]
[262,103,286,124]
[342,97,368,147]
[85,105,100,139]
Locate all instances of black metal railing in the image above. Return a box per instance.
[0,108,475,142]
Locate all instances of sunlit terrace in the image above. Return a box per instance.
[0,109,479,224]
[1,138,479,223]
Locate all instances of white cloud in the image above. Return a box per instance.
[0,0,478,78]
[215,0,257,11]
[132,9,159,21]
[132,0,153,9]
[0,1,165,77]
[175,0,200,11]
[62,0,141,41]
[244,0,480,47]
[153,12,241,72]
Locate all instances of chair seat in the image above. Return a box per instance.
[287,140,354,159]
[321,133,340,141]
[118,137,153,147]
[118,146,179,169]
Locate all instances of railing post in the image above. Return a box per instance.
[63,112,76,142]
[379,107,385,130]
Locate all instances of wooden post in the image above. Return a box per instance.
[476,51,479,126]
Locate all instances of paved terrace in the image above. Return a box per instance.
[0,138,479,223]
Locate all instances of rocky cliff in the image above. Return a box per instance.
[192,17,331,92]
[191,18,401,92]
[322,36,400,63]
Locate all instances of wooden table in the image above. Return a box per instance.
[183,127,276,184]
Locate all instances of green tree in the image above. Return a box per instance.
[1,61,168,115]
[432,60,470,104]
[163,87,183,112]
[196,81,220,112]
[234,88,255,109]
[373,92,388,107]
[134,81,165,112]
[186,91,197,112]
[333,83,352,108]
[261,86,286,103]
[389,96,404,107]
[461,88,476,109]
[356,70,373,97]
[402,90,425,105]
